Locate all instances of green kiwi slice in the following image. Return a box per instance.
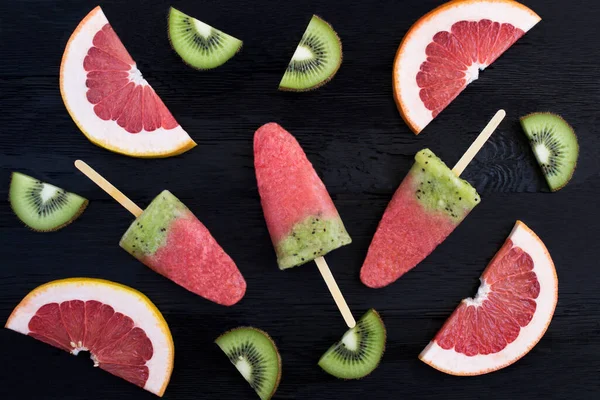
[168,7,242,70]
[520,112,579,191]
[279,15,342,91]
[9,172,88,232]
[318,309,386,379]
[216,327,281,400]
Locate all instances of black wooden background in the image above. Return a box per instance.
[1,0,599,399]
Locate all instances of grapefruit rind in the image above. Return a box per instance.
[60,6,196,158]
[393,0,541,134]
[419,221,558,375]
[5,278,174,396]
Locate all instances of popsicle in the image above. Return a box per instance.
[254,123,351,269]
[254,122,355,327]
[75,161,246,306]
[361,110,506,288]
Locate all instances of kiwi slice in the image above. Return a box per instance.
[279,15,342,91]
[9,172,88,232]
[520,112,579,191]
[168,7,242,70]
[216,327,281,400]
[318,309,386,379]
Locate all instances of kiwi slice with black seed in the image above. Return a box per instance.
[168,7,242,70]
[318,309,386,379]
[216,327,281,400]
[9,172,88,232]
[520,112,579,191]
[279,15,342,91]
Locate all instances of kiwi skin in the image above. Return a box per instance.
[9,172,89,232]
[319,309,387,380]
[167,7,243,71]
[520,112,578,192]
[215,327,282,400]
[279,15,343,92]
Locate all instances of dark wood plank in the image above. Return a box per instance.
[1,0,599,399]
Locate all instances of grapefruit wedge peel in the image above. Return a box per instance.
[393,0,541,134]
[5,278,174,396]
[419,221,558,375]
[60,6,196,157]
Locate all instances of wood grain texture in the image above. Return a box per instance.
[1,0,599,399]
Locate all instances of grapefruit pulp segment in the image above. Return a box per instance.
[5,278,174,396]
[60,6,196,157]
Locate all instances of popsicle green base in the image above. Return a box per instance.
[120,190,189,257]
[275,215,351,270]
[411,149,480,221]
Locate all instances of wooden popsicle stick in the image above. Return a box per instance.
[451,109,506,177]
[74,160,143,217]
[314,256,356,328]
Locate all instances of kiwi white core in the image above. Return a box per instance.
[193,19,213,38]
[341,330,358,351]
[40,184,59,203]
[534,143,551,164]
[292,45,313,61]
[234,357,253,381]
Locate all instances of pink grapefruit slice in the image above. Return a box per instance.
[5,278,174,396]
[60,6,196,157]
[393,0,541,134]
[419,221,558,375]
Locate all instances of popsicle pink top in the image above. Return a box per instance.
[255,123,338,240]
[254,123,351,269]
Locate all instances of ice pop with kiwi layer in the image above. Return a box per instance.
[119,190,246,306]
[361,149,480,288]
[254,122,352,269]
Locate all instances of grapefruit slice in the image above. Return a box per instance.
[60,6,196,157]
[419,221,558,375]
[5,278,174,396]
[393,0,541,134]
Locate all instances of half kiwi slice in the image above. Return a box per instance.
[216,327,281,400]
[9,172,88,232]
[318,309,386,379]
[520,112,579,191]
[279,15,342,91]
[168,7,242,70]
